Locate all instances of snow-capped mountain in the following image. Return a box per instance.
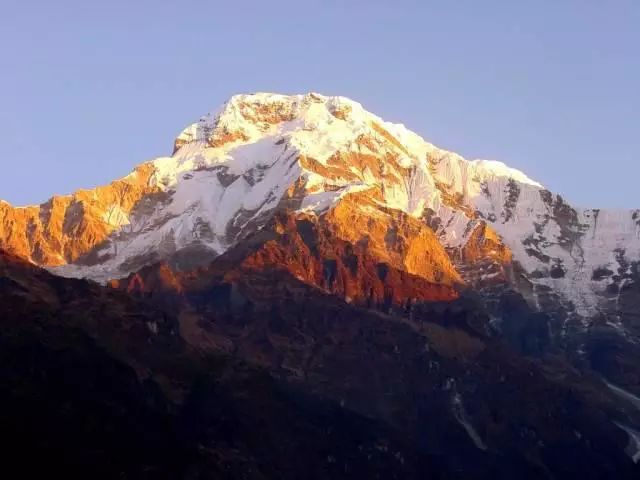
[1,92,639,330]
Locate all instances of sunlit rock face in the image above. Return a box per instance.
[0,163,159,266]
[2,92,640,334]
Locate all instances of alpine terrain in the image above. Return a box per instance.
[2,92,640,478]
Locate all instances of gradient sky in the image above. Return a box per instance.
[1,0,638,207]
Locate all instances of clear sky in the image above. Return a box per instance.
[1,0,638,207]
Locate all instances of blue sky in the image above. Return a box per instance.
[1,0,638,207]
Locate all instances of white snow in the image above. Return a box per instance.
[469,160,542,188]
[605,380,640,412]
[300,184,372,213]
[451,392,488,451]
[615,422,640,464]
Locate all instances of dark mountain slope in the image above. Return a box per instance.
[0,250,442,479]
[112,249,640,478]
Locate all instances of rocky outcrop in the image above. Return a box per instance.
[449,220,513,287]
[0,163,158,266]
[111,187,462,309]
[230,202,460,306]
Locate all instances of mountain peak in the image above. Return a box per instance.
[2,92,549,283]
[5,92,640,325]
[169,92,541,194]
[172,92,371,154]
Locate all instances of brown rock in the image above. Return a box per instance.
[0,163,159,265]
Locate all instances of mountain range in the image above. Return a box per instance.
[2,92,640,478]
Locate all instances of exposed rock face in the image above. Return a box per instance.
[0,163,158,266]
[113,208,460,310]
[449,220,513,287]
[232,199,461,304]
